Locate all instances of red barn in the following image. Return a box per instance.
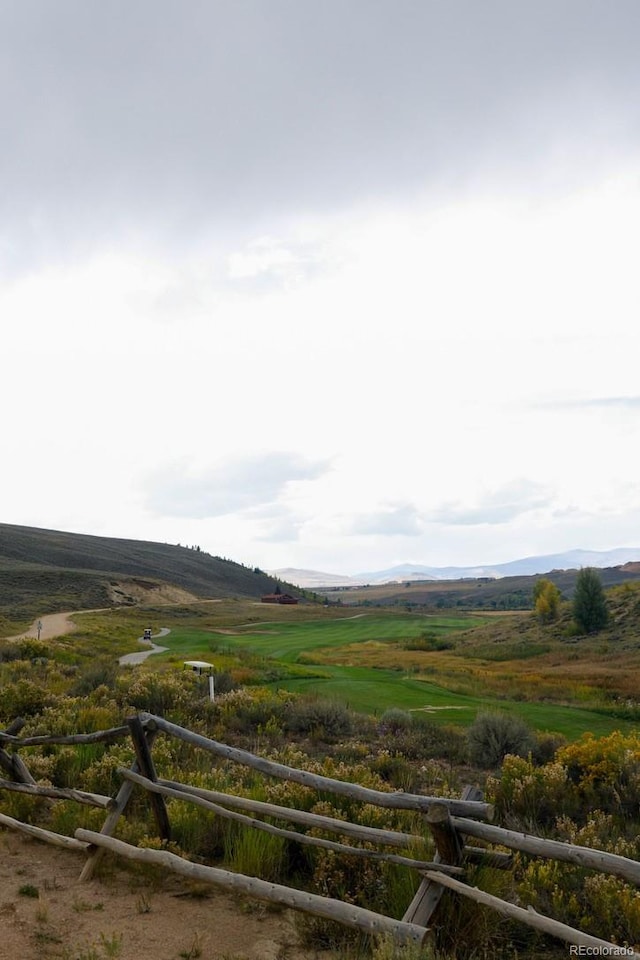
[261,593,299,604]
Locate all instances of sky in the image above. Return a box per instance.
[2,1,640,575]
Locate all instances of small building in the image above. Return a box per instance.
[261,592,299,605]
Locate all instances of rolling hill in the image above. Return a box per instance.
[317,564,640,610]
[0,522,287,626]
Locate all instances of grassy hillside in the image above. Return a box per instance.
[0,522,292,630]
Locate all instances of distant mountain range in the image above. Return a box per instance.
[270,548,640,589]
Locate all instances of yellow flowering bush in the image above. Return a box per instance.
[555,811,638,857]
[556,731,640,815]
[488,755,577,826]
[519,856,640,944]
[119,669,201,718]
[492,733,640,948]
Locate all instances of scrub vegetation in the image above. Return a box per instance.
[2,567,640,955]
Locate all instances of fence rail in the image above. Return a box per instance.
[0,712,638,956]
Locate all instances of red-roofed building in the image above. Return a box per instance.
[261,592,299,604]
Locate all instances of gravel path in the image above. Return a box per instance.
[118,628,171,665]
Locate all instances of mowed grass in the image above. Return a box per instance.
[159,614,479,663]
[224,614,483,663]
[152,614,637,739]
[273,666,635,738]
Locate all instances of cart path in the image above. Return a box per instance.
[119,628,171,666]
[5,613,172,665]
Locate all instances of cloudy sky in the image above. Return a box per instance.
[2,1,640,574]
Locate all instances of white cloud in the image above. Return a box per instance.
[429,481,553,527]
[348,503,424,537]
[546,396,640,411]
[144,453,331,519]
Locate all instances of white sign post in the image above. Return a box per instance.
[208,674,215,703]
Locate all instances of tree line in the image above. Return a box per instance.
[534,567,608,633]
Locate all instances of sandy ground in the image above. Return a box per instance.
[0,832,335,960]
[7,611,86,643]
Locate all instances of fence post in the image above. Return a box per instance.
[0,718,37,786]
[426,803,464,861]
[403,785,479,927]
[79,721,160,882]
[126,715,171,842]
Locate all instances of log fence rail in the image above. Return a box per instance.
[0,713,637,955]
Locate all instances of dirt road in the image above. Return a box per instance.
[5,609,110,643]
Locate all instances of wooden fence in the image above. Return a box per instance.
[0,713,638,955]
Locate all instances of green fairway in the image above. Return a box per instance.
[267,664,636,739]
[271,664,480,719]
[155,614,476,663]
[153,614,637,740]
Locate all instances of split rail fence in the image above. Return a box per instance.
[0,712,638,955]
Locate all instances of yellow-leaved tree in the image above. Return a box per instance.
[532,577,561,623]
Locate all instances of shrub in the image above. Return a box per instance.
[396,714,467,763]
[216,687,292,734]
[378,708,413,735]
[0,641,23,663]
[18,638,50,661]
[467,711,535,769]
[556,730,640,817]
[285,698,353,739]
[488,755,577,827]
[518,849,640,942]
[69,658,118,697]
[370,750,419,791]
[403,631,454,651]
[0,678,52,720]
[491,731,640,830]
[120,670,200,717]
[530,730,567,766]
[212,671,236,695]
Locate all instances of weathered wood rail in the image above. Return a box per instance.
[0,713,638,955]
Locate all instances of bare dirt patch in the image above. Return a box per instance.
[107,581,200,607]
[0,832,335,960]
[5,612,84,643]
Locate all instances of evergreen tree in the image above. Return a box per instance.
[573,567,608,633]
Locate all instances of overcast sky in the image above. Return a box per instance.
[2,1,640,574]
